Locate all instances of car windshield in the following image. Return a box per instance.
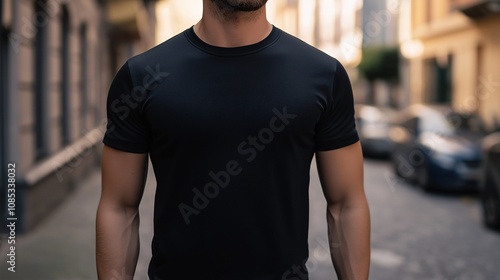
[420,110,483,135]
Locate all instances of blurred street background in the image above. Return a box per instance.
[1,0,500,279]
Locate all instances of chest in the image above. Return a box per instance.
[140,58,336,153]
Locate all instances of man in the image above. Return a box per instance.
[96,0,370,279]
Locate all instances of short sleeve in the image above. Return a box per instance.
[314,61,359,151]
[103,61,150,153]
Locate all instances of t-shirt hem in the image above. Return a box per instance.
[102,138,149,154]
[315,134,360,152]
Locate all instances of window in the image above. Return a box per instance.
[34,0,50,160]
[79,23,88,133]
[425,0,433,23]
[425,56,453,105]
[60,6,70,145]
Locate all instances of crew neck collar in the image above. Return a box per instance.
[185,25,281,57]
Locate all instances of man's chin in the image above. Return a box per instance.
[212,0,268,12]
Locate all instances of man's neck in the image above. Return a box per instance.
[194,2,272,48]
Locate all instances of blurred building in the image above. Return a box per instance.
[401,0,500,128]
[0,0,158,233]
[302,0,364,68]
[266,0,299,37]
[362,0,399,47]
[155,0,200,44]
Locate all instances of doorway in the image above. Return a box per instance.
[426,55,453,104]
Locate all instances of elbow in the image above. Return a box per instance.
[97,200,140,215]
[326,192,369,217]
[96,197,141,223]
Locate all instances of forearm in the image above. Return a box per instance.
[327,199,370,280]
[96,204,140,280]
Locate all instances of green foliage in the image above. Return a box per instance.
[358,47,400,82]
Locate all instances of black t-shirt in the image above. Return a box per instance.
[103,26,358,280]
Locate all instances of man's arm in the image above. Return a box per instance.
[96,145,148,280]
[316,141,370,280]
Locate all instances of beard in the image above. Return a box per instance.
[211,0,269,12]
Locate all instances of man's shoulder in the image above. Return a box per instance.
[127,30,188,72]
[276,28,341,68]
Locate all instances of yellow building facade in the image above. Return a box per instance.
[406,0,500,128]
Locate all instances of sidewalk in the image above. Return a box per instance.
[0,165,157,280]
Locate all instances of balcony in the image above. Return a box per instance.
[106,0,157,39]
[452,0,500,19]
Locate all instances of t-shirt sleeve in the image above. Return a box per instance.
[103,61,150,153]
[314,60,359,151]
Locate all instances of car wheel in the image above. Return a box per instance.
[417,165,433,191]
[481,169,500,230]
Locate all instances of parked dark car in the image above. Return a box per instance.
[390,104,485,191]
[480,132,500,230]
[355,105,397,157]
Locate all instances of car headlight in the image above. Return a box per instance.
[432,153,456,169]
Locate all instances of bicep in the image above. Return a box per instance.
[315,141,364,205]
[100,145,148,209]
